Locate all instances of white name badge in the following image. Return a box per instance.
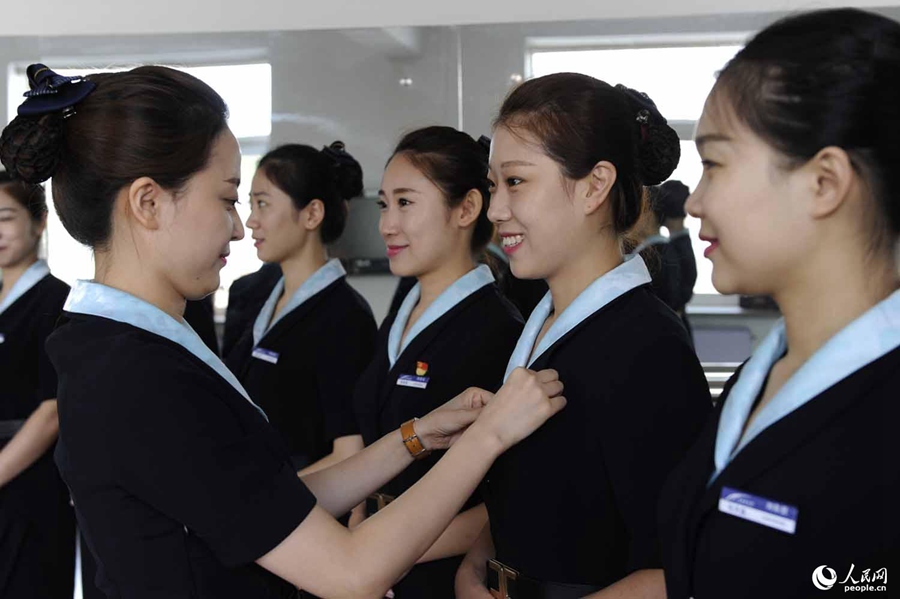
[719,486,798,535]
[397,374,429,389]
[252,347,280,364]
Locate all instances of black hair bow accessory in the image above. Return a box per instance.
[18,64,96,117]
[614,83,680,186]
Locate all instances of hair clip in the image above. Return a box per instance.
[321,141,347,163]
[477,135,492,153]
[18,64,96,118]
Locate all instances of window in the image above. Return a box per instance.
[6,62,271,308]
[529,41,743,295]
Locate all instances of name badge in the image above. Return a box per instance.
[719,486,798,534]
[397,374,429,389]
[252,347,280,364]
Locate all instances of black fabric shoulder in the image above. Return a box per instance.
[49,314,316,570]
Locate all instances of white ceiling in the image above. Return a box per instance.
[1,0,894,37]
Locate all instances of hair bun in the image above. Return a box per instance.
[322,141,363,201]
[0,113,66,184]
[615,84,681,186]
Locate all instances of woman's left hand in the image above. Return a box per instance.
[415,387,493,451]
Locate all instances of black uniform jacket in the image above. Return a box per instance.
[659,349,899,599]
[227,278,377,469]
[355,283,523,598]
[49,313,317,599]
[484,286,711,589]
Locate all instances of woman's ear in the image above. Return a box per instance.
[302,199,326,231]
[803,146,855,220]
[456,189,484,228]
[125,176,166,231]
[582,160,617,216]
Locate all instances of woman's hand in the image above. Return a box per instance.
[469,368,566,454]
[415,387,495,451]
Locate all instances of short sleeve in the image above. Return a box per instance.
[315,308,377,441]
[598,334,711,572]
[36,291,66,402]
[110,348,317,567]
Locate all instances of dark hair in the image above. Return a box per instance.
[652,179,690,222]
[711,8,900,244]
[0,66,229,249]
[493,72,680,239]
[257,142,363,244]
[0,171,46,223]
[390,126,493,253]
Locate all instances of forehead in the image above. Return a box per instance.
[0,188,22,210]
[489,125,551,169]
[381,153,442,195]
[206,130,242,181]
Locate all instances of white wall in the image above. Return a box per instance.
[1,0,894,36]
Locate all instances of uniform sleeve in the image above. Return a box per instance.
[110,348,317,567]
[598,334,711,573]
[315,308,378,441]
[36,294,65,402]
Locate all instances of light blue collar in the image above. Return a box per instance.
[504,255,652,381]
[252,258,346,347]
[0,259,50,316]
[65,280,267,420]
[711,288,900,483]
[388,264,495,368]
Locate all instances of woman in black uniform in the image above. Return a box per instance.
[0,63,565,599]
[0,173,74,598]
[456,74,712,598]
[658,9,900,598]
[352,126,524,598]
[226,143,376,483]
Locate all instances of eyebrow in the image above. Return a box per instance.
[249,191,269,197]
[499,160,536,168]
[224,177,241,186]
[694,134,732,149]
[378,187,422,197]
[0,207,18,213]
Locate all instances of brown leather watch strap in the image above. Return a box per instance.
[400,418,430,459]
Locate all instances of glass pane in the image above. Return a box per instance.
[530,45,741,121]
[214,153,264,311]
[668,140,716,295]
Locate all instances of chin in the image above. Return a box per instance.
[710,268,749,297]
[507,257,545,282]
[183,275,220,301]
[388,258,418,278]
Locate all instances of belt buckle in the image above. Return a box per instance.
[488,559,518,599]
[368,492,395,512]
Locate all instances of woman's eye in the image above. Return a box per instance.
[224,198,239,210]
[376,200,387,210]
[487,180,497,193]
[507,177,523,187]
[700,159,720,171]
[398,198,411,207]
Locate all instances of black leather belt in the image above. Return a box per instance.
[365,492,395,515]
[486,559,603,599]
[0,419,25,441]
